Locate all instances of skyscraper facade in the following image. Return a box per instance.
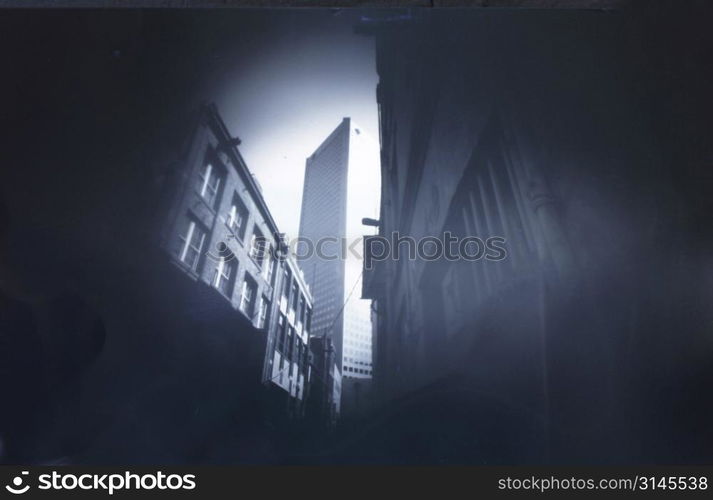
[298,118,380,416]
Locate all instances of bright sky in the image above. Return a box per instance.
[211,10,380,239]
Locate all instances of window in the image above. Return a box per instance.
[298,295,306,326]
[249,226,266,267]
[290,283,299,312]
[227,192,248,240]
[305,307,312,336]
[298,343,305,373]
[286,327,295,362]
[212,254,236,297]
[177,216,207,271]
[258,295,270,330]
[264,247,276,285]
[277,313,287,353]
[240,275,257,317]
[198,162,224,209]
[282,268,292,300]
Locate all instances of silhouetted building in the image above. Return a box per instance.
[360,7,713,463]
[305,336,340,429]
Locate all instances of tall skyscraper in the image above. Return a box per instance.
[298,117,380,416]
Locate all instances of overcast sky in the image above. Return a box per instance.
[206,10,380,238]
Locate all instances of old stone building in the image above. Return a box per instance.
[160,103,315,421]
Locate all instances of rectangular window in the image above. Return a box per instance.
[198,161,224,209]
[258,295,270,330]
[290,283,299,312]
[249,226,266,267]
[305,307,312,336]
[282,268,292,300]
[298,295,305,325]
[227,192,249,240]
[240,274,257,317]
[286,327,295,362]
[212,255,237,297]
[277,313,287,353]
[263,247,275,285]
[177,217,207,272]
[297,342,304,373]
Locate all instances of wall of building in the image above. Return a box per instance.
[159,105,319,423]
[298,119,351,369]
[268,256,313,417]
[363,7,713,463]
[162,106,280,326]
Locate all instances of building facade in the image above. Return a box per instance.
[305,336,341,429]
[298,118,380,419]
[360,7,713,463]
[267,252,314,418]
[161,103,313,420]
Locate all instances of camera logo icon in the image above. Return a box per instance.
[5,471,30,495]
